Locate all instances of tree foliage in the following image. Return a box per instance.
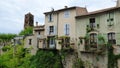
[19,27,33,36]
[0,33,16,41]
[30,50,62,68]
[0,33,16,46]
[2,45,11,52]
[0,45,32,68]
[0,45,63,68]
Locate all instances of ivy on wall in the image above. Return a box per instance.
[108,44,118,68]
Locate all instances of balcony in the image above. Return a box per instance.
[57,36,74,50]
[80,43,106,54]
[34,26,44,31]
[79,35,106,54]
[86,24,99,33]
[37,35,46,39]
[47,32,56,36]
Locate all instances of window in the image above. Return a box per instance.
[108,33,116,44]
[107,12,114,26]
[49,26,54,34]
[29,39,32,45]
[48,14,53,22]
[90,33,97,44]
[48,37,55,48]
[50,38,55,45]
[64,10,70,18]
[38,31,40,35]
[64,24,70,35]
[61,37,70,48]
[47,26,56,35]
[89,18,96,29]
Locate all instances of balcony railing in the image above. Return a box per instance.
[79,36,106,54]
[47,32,56,36]
[86,24,99,33]
[37,35,46,39]
[57,36,74,50]
[84,43,106,53]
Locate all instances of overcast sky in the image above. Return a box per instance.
[0,0,117,34]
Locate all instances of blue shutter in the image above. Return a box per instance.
[64,24,66,35]
[51,14,53,21]
[47,26,49,35]
[54,26,56,35]
[67,24,70,35]
[48,15,50,22]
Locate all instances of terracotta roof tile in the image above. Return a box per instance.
[76,7,120,18]
[44,6,87,14]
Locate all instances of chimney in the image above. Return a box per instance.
[64,6,68,8]
[36,22,38,26]
[117,0,120,7]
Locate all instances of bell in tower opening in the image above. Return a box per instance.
[24,12,34,29]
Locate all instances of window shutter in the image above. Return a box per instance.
[47,26,49,35]
[52,14,53,21]
[64,24,66,35]
[107,13,110,26]
[111,21,114,25]
[48,15,50,22]
[110,13,114,19]
[67,24,70,35]
[107,13,114,26]
[54,26,57,35]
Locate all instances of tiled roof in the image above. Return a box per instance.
[76,7,120,18]
[44,6,87,14]
[34,25,45,31]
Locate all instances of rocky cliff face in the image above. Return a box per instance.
[62,54,76,68]
[61,50,84,68]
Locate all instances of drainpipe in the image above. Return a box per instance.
[57,12,59,36]
[56,12,59,49]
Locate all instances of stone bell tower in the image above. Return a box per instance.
[117,0,120,7]
[24,12,34,29]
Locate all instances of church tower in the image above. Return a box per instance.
[24,12,34,29]
[117,0,120,7]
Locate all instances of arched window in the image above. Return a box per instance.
[108,32,116,44]
[90,33,97,44]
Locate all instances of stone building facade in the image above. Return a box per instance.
[24,24,45,55]
[24,12,34,29]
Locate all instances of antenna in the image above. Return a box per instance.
[85,5,88,8]
[51,7,54,12]
[83,0,88,8]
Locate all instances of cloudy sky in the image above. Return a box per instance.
[0,0,117,34]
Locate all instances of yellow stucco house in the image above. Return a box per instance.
[44,6,87,50]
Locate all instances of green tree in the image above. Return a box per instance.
[19,27,33,36]
[0,33,16,46]
[30,50,62,68]
[0,33,16,41]
[0,45,32,68]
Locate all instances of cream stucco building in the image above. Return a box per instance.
[44,6,87,50]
